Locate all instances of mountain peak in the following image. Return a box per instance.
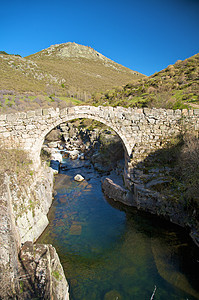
[29,42,111,62]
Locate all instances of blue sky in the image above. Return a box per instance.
[1,0,199,76]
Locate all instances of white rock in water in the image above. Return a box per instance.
[74,174,84,182]
[51,152,62,162]
[69,149,79,156]
[69,149,80,160]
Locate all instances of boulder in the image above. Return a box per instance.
[18,242,69,300]
[69,149,79,160]
[51,152,62,162]
[104,290,122,300]
[74,174,84,182]
[101,177,134,206]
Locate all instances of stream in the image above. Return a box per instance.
[37,155,199,300]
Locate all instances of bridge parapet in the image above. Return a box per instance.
[0,106,198,168]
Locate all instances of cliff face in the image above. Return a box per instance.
[11,166,54,243]
[0,164,69,299]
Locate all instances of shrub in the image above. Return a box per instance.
[178,135,199,213]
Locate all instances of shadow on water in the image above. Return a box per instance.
[38,157,199,300]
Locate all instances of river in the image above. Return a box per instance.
[37,156,199,300]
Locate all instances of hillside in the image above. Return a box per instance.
[91,53,199,109]
[0,43,144,97]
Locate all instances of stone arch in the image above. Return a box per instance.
[32,113,131,168]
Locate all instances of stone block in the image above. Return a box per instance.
[35,109,43,116]
[42,108,50,116]
[2,132,10,138]
[174,109,182,115]
[18,112,27,119]
[26,125,36,130]
[143,108,151,115]
[0,114,6,121]
[182,109,188,116]
[195,124,199,131]
[0,126,5,132]
[0,121,5,126]
[60,108,68,117]
[166,109,174,115]
[193,109,199,115]
[6,113,18,122]
[27,111,36,118]
[188,110,194,116]
[15,125,25,131]
[147,118,156,124]
[67,107,75,115]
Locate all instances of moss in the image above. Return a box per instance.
[52,270,62,281]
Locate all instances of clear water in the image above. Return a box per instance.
[37,158,199,300]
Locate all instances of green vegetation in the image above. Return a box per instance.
[52,270,62,281]
[91,53,199,109]
[1,44,198,111]
[0,50,21,56]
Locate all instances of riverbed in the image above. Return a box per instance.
[37,156,199,300]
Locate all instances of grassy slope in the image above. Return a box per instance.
[0,43,144,97]
[0,55,46,93]
[91,53,199,109]
[0,46,198,111]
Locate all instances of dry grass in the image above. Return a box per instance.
[0,46,144,98]
[0,144,33,186]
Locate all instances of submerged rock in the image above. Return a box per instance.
[69,224,82,235]
[74,174,84,182]
[104,290,122,300]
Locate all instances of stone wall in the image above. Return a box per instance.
[0,106,198,168]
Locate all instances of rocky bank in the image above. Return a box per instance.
[45,120,199,248]
[0,164,69,299]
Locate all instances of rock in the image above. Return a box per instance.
[69,149,79,160]
[145,177,171,191]
[70,154,78,160]
[101,177,134,206]
[47,141,58,148]
[79,153,85,160]
[94,162,110,173]
[69,224,82,235]
[45,128,62,142]
[18,241,69,300]
[57,143,64,150]
[104,290,122,300]
[60,163,68,171]
[63,152,69,159]
[74,174,84,182]
[51,151,62,162]
[151,241,199,299]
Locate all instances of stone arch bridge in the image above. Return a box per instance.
[0,105,198,168]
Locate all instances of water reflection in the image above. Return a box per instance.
[37,158,199,300]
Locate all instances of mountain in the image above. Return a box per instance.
[0,43,144,97]
[91,53,199,109]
